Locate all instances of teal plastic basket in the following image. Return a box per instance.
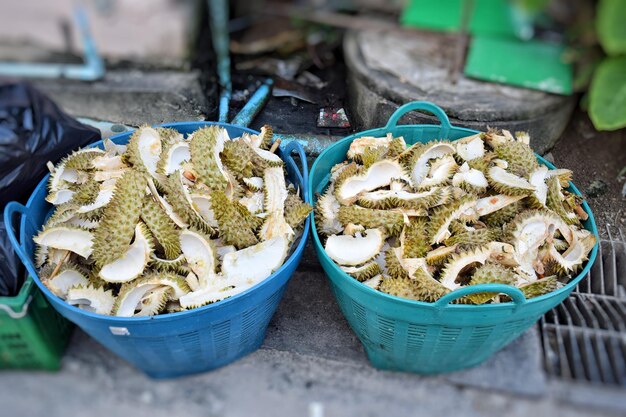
[309,101,599,374]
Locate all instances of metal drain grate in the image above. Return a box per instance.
[540,226,626,386]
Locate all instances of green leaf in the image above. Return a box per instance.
[597,0,626,55]
[589,57,626,131]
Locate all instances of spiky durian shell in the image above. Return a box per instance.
[341,261,382,282]
[384,248,409,279]
[284,193,312,229]
[189,126,228,191]
[503,209,561,245]
[482,201,521,227]
[425,245,457,267]
[236,199,264,231]
[133,270,190,298]
[76,207,104,222]
[487,166,535,196]
[124,125,162,176]
[66,284,116,315]
[357,187,447,211]
[467,263,517,304]
[45,203,78,228]
[72,177,100,206]
[64,148,105,170]
[86,268,111,289]
[332,163,362,202]
[162,171,216,236]
[141,196,181,259]
[150,253,188,274]
[546,176,579,226]
[418,155,458,189]
[361,146,388,169]
[221,139,254,180]
[338,205,405,236]
[92,170,146,267]
[378,267,449,303]
[412,267,452,302]
[135,286,171,316]
[314,189,343,236]
[397,141,424,167]
[388,136,407,157]
[494,141,538,177]
[401,219,429,258]
[378,275,422,301]
[467,152,495,173]
[444,223,501,250]
[156,127,181,142]
[518,276,558,299]
[39,260,88,282]
[427,195,477,244]
[211,189,259,249]
[245,145,283,177]
[156,134,188,176]
[439,247,491,290]
[260,125,274,150]
[113,271,188,316]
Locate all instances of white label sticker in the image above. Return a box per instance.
[109,326,130,336]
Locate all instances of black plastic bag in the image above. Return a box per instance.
[0,82,101,296]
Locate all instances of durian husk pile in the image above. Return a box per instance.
[315,130,596,304]
[34,125,311,316]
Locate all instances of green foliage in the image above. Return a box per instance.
[589,57,626,130]
[597,0,626,56]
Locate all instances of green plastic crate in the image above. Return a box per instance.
[0,276,72,370]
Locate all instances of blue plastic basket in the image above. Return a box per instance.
[4,122,310,378]
[309,102,599,374]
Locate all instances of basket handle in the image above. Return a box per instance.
[384,101,452,137]
[282,140,310,203]
[434,284,528,307]
[3,202,39,280]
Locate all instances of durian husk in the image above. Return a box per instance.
[66,284,116,315]
[517,276,558,299]
[494,141,538,177]
[141,196,181,259]
[384,247,410,279]
[467,263,517,304]
[211,189,259,249]
[546,176,580,226]
[338,205,405,236]
[340,261,382,282]
[221,139,255,179]
[91,170,146,267]
[482,201,521,227]
[400,219,429,258]
[64,148,106,170]
[284,193,312,229]
[189,126,229,191]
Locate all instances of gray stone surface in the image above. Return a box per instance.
[344,30,576,154]
[33,70,213,126]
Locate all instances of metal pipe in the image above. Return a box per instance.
[208,0,231,122]
[0,7,104,81]
[274,134,340,157]
[231,78,274,127]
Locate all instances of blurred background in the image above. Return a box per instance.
[0,1,624,416]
